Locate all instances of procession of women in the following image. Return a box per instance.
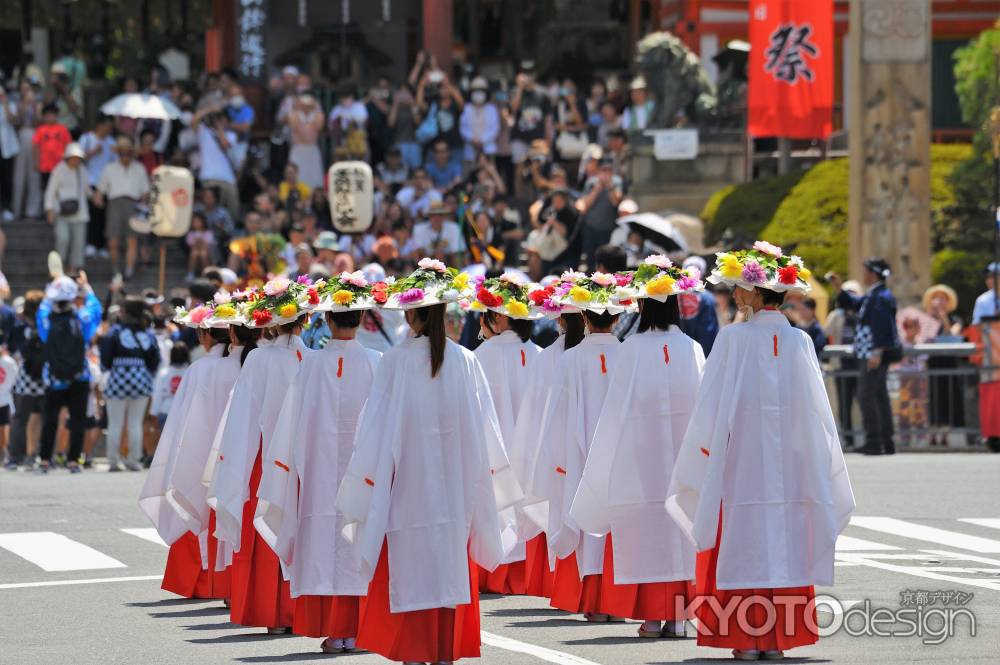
[139,242,855,664]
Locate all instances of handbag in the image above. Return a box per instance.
[526,224,569,262]
[555,130,588,159]
[58,167,83,216]
[415,103,439,145]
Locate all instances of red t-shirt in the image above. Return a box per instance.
[32,123,72,174]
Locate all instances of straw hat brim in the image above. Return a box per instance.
[922,284,958,313]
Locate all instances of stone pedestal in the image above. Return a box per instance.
[848,0,932,305]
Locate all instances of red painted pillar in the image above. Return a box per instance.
[423,0,453,75]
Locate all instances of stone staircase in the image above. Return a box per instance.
[2,219,190,301]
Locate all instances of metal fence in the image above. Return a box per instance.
[821,343,986,450]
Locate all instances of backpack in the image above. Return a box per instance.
[44,311,85,381]
[22,328,46,381]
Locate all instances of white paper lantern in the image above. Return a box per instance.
[130,166,194,238]
[327,161,374,233]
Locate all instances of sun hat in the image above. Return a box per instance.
[45,276,78,303]
[316,270,375,312]
[243,276,320,328]
[312,230,339,252]
[63,142,85,160]
[549,270,636,315]
[922,284,958,314]
[625,255,705,302]
[382,258,463,310]
[463,273,543,320]
[707,241,812,293]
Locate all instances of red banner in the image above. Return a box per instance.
[748,0,833,139]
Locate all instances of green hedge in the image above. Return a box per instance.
[931,248,990,320]
[701,170,805,244]
[701,145,972,293]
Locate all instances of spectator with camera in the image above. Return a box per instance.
[191,103,240,219]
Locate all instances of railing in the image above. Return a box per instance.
[821,343,989,450]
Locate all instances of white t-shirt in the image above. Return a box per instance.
[395,186,442,219]
[197,124,237,184]
[411,221,466,256]
[98,160,151,200]
[328,101,368,130]
[79,132,117,186]
[0,354,19,410]
[337,234,377,262]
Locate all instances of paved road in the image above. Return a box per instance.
[1,453,999,665]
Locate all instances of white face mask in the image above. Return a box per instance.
[471,90,487,105]
[230,95,245,107]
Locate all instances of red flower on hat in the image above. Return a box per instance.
[252,309,272,325]
[477,287,503,308]
[528,289,549,306]
[778,265,799,285]
[372,281,389,304]
[307,288,320,305]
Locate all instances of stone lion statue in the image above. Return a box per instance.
[636,31,718,127]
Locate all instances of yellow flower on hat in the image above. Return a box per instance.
[569,286,592,303]
[469,300,486,312]
[453,272,470,291]
[645,275,676,296]
[214,304,237,319]
[332,289,354,306]
[798,267,812,282]
[507,300,529,318]
[719,254,743,278]
[279,302,298,318]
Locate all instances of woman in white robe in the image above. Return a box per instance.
[208,277,316,632]
[666,244,855,660]
[470,275,541,595]
[509,307,586,598]
[335,262,521,664]
[253,278,380,654]
[527,275,624,620]
[570,258,705,637]
[140,323,231,599]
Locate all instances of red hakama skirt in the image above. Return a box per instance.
[229,448,296,628]
[549,551,603,614]
[980,382,1000,437]
[161,509,231,599]
[524,534,555,598]
[292,595,361,639]
[598,536,693,620]
[694,507,818,652]
[477,559,527,595]
[357,541,481,663]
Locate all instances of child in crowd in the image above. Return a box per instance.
[186,213,216,281]
[152,342,191,430]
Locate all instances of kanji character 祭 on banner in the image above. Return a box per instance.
[748,0,833,139]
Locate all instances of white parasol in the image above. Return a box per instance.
[100,93,182,120]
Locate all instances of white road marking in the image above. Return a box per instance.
[481,630,604,665]
[921,550,1000,567]
[850,516,1000,553]
[836,534,901,551]
[835,552,1000,592]
[0,575,161,590]
[0,532,127,572]
[959,518,1000,530]
[120,528,167,546]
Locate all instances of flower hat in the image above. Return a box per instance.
[464,272,543,320]
[707,241,812,293]
[200,289,259,328]
[626,254,705,302]
[173,303,214,328]
[382,258,463,310]
[316,270,375,312]
[243,275,320,328]
[550,269,637,315]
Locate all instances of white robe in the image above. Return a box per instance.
[139,345,226,546]
[336,337,522,612]
[527,332,620,576]
[163,346,246,538]
[666,310,855,590]
[475,330,540,563]
[510,334,570,539]
[209,334,311,550]
[254,340,381,598]
[570,327,702,584]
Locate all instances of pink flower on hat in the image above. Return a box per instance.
[417,258,447,273]
[591,272,616,287]
[753,240,783,258]
[213,291,232,305]
[263,276,291,297]
[340,270,368,288]
[644,254,673,270]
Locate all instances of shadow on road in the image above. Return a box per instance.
[484,606,568,618]
[647,659,830,664]
[236,654,374,663]
[125,598,212,608]
[150,606,231,618]
[506,618,593,628]
[187,633,299,644]
[180,621,238,631]
[561,635,693,646]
